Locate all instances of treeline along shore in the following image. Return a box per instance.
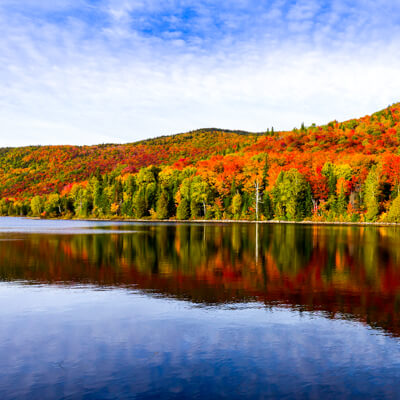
[2,156,400,224]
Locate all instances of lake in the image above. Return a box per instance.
[0,217,399,399]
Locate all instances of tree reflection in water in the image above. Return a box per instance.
[1,223,400,337]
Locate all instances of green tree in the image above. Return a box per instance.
[262,154,270,189]
[133,166,160,216]
[176,197,190,220]
[92,177,108,216]
[231,192,243,219]
[190,199,200,218]
[133,187,147,218]
[121,175,136,216]
[191,176,211,218]
[386,194,400,222]
[0,199,8,216]
[272,169,312,220]
[45,193,61,216]
[30,196,43,217]
[158,167,183,217]
[322,162,337,197]
[156,190,170,220]
[364,167,380,221]
[145,181,157,212]
[263,192,274,220]
[336,187,347,216]
[71,186,90,217]
[272,172,286,219]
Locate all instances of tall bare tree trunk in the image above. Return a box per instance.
[255,179,260,221]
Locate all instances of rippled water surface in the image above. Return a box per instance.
[0,217,400,399]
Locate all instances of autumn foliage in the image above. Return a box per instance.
[2,104,400,222]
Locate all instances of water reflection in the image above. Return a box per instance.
[1,221,400,337]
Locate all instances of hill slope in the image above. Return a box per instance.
[0,129,258,198]
[1,103,400,222]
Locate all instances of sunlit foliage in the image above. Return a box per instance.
[2,104,400,221]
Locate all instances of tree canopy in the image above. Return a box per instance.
[2,103,400,222]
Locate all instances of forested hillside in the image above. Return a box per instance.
[0,129,256,198]
[2,104,400,222]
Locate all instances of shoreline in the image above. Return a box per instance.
[11,216,400,227]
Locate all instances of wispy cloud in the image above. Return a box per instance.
[0,0,400,146]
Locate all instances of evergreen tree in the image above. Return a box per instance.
[113,179,123,205]
[0,199,7,216]
[145,182,157,211]
[134,188,147,218]
[156,190,170,220]
[176,197,190,220]
[302,185,314,219]
[262,154,270,188]
[190,198,200,219]
[272,169,311,220]
[93,177,106,216]
[336,187,347,216]
[272,172,286,219]
[231,192,242,219]
[230,178,237,198]
[322,163,337,197]
[7,203,15,216]
[135,167,158,215]
[263,192,273,220]
[364,166,380,221]
[121,175,136,217]
[387,194,400,222]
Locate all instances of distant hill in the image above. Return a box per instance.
[1,103,400,223]
[0,129,258,198]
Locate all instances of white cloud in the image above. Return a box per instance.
[0,0,400,146]
[287,0,320,21]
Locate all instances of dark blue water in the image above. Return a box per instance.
[0,218,399,399]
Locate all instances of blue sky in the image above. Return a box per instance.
[1,0,400,146]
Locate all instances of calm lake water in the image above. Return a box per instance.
[0,217,400,399]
